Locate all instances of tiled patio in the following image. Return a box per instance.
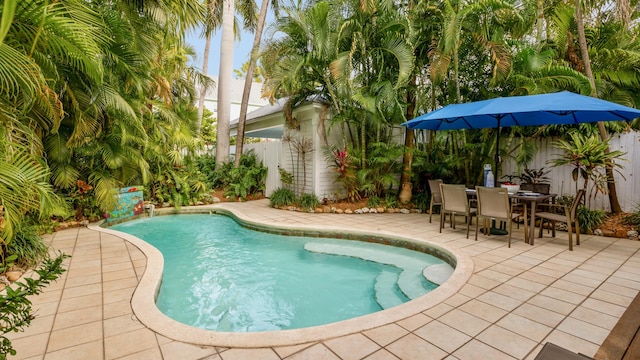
[7,199,640,359]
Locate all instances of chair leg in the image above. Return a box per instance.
[475,216,479,241]
[538,219,544,238]
[439,211,444,233]
[575,220,581,245]
[567,219,573,251]
[508,219,512,248]
[429,202,433,223]
[551,221,556,237]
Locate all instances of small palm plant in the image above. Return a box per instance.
[547,131,626,207]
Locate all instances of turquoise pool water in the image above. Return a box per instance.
[112,214,448,332]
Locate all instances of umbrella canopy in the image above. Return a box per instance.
[402,91,640,179]
[402,91,640,130]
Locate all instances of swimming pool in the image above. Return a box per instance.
[111,214,451,332]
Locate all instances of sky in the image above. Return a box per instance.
[186,28,254,77]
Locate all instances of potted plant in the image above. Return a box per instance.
[519,167,551,194]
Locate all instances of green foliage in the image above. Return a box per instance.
[298,193,320,210]
[623,204,640,226]
[215,151,267,201]
[519,168,551,184]
[577,206,607,233]
[384,194,398,209]
[0,253,68,359]
[412,191,431,212]
[278,167,294,188]
[5,225,48,269]
[149,158,210,208]
[367,196,382,208]
[269,188,296,208]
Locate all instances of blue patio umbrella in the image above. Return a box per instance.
[402,91,640,177]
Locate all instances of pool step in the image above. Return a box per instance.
[304,241,446,301]
[374,270,408,309]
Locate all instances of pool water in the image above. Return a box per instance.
[112,214,448,332]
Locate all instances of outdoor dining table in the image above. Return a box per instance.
[466,189,557,244]
[511,193,557,245]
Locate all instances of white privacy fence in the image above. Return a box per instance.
[502,131,640,213]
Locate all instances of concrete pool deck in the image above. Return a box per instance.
[7,199,640,359]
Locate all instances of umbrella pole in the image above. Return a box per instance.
[495,118,501,180]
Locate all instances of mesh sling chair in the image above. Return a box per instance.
[533,189,586,251]
[439,183,476,239]
[475,186,523,248]
[428,179,443,223]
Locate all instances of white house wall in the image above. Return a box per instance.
[502,131,640,212]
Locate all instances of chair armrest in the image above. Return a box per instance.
[536,203,569,215]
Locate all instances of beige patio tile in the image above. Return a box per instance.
[61,283,101,299]
[8,314,54,340]
[117,347,164,360]
[8,332,50,359]
[527,295,576,315]
[273,343,316,358]
[607,276,640,291]
[283,344,340,360]
[561,273,603,288]
[52,304,103,330]
[569,306,619,330]
[452,339,516,360]
[103,299,133,319]
[57,293,102,313]
[476,291,522,311]
[466,274,501,290]
[512,303,565,328]
[539,286,586,305]
[395,313,431,331]
[556,317,610,345]
[104,328,158,359]
[504,277,546,293]
[569,268,608,282]
[550,279,594,296]
[423,302,454,319]
[458,299,507,323]
[324,333,380,360]
[489,263,527,277]
[102,261,134,273]
[43,340,103,360]
[459,284,487,298]
[590,288,635,307]
[475,269,512,283]
[543,330,600,357]
[444,293,471,307]
[439,309,491,337]
[518,271,556,286]
[493,283,536,302]
[104,313,146,337]
[414,320,471,353]
[529,265,566,279]
[66,265,102,277]
[29,289,63,305]
[160,341,218,360]
[386,333,447,360]
[496,313,552,342]
[363,324,409,347]
[581,298,627,317]
[103,286,135,304]
[47,321,103,352]
[477,325,538,359]
[102,268,137,282]
[363,349,401,360]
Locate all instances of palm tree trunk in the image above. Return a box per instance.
[575,0,622,213]
[234,0,270,167]
[536,0,544,42]
[216,0,235,167]
[196,32,212,137]
[400,75,416,186]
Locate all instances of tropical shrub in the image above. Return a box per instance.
[270,188,296,207]
[412,191,430,212]
[298,193,320,210]
[5,225,49,269]
[622,204,640,227]
[0,253,68,359]
[577,206,607,233]
[367,196,382,208]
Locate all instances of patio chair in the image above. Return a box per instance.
[533,189,585,251]
[428,179,443,223]
[474,186,523,248]
[439,184,476,239]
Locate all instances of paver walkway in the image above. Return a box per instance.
[7,199,640,360]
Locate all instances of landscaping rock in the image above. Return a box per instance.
[336,209,344,214]
[0,276,9,286]
[361,207,370,213]
[212,197,221,203]
[594,229,604,236]
[386,208,395,213]
[322,206,331,213]
[616,229,627,238]
[331,207,337,213]
[354,209,363,214]
[603,230,616,237]
[315,207,323,213]
[369,208,377,213]
[628,230,638,240]
[197,201,204,206]
[344,209,353,214]
[400,209,410,214]
[5,271,22,282]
